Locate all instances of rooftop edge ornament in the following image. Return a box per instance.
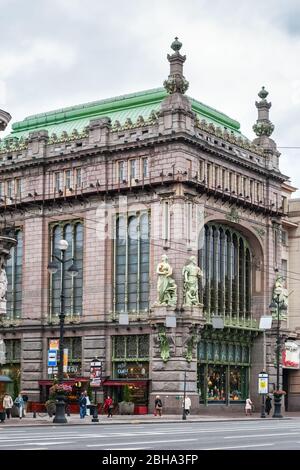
[163,37,189,95]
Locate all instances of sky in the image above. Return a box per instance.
[1,0,300,193]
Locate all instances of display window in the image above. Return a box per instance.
[207,365,226,401]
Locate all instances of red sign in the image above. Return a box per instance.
[90,359,102,387]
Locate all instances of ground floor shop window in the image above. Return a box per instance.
[198,364,249,404]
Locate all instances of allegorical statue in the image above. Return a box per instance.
[156,254,177,307]
[0,266,8,301]
[182,256,203,306]
[0,266,8,315]
[272,273,288,317]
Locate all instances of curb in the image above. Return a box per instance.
[0,417,292,428]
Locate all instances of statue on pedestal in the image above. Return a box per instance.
[182,256,203,306]
[156,254,177,307]
[0,265,8,315]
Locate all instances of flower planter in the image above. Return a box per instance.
[119,402,135,415]
[134,405,148,415]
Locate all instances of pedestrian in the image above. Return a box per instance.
[265,394,272,416]
[104,396,113,418]
[14,393,25,419]
[86,394,91,416]
[79,391,87,419]
[183,395,191,416]
[0,396,5,422]
[245,397,253,416]
[21,391,29,417]
[3,393,13,419]
[154,395,163,417]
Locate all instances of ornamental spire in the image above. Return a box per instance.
[0,109,11,132]
[163,37,189,95]
[252,86,274,137]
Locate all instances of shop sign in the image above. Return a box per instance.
[49,339,59,350]
[48,365,80,376]
[48,349,57,367]
[63,348,68,373]
[90,359,102,387]
[282,341,300,369]
[258,372,269,394]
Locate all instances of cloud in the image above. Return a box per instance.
[1,0,300,192]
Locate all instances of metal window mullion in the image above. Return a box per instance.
[11,245,16,319]
[243,245,247,321]
[137,214,141,313]
[125,215,128,313]
[113,217,117,315]
[236,237,239,322]
[49,228,54,319]
[228,232,232,321]
[221,231,225,318]
[214,228,219,315]
[71,223,75,316]
[249,250,253,321]
[206,227,211,317]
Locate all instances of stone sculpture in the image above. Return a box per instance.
[182,256,203,306]
[156,254,177,307]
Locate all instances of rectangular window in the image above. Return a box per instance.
[6,230,23,319]
[281,196,288,213]
[54,172,61,191]
[236,175,241,194]
[129,159,137,180]
[281,230,287,246]
[199,160,204,181]
[118,161,125,182]
[50,221,83,317]
[142,158,148,178]
[15,179,21,198]
[65,170,72,189]
[214,166,219,188]
[114,212,149,313]
[162,201,170,242]
[76,168,82,188]
[222,169,226,189]
[281,259,287,287]
[250,180,253,199]
[229,173,233,192]
[4,339,21,363]
[7,180,13,198]
[243,177,247,196]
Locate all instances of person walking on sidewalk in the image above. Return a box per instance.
[245,397,253,416]
[154,395,163,417]
[14,393,24,419]
[79,391,87,419]
[265,394,272,416]
[3,393,13,419]
[183,396,191,416]
[104,396,113,418]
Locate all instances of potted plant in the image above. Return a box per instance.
[118,385,135,415]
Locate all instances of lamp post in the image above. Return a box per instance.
[48,239,79,423]
[182,370,187,420]
[269,289,287,419]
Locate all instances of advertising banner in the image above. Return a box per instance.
[282,341,300,369]
[90,359,102,387]
[258,372,269,394]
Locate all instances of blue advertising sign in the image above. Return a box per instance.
[48,349,57,367]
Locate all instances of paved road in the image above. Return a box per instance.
[1,419,300,450]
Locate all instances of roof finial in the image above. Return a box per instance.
[163,37,189,95]
[252,86,274,137]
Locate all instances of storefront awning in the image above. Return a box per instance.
[102,380,149,387]
[0,375,13,383]
[38,378,89,386]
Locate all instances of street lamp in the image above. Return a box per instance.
[47,239,79,423]
[269,288,287,419]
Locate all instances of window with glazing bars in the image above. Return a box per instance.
[6,230,23,318]
[199,224,252,319]
[50,221,83,317]
[114,212,149,313]
[112,335,149,359]
[4,339,21,363]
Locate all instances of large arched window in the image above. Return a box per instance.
[114,212,149,314]
[6,230,23,319]
[199,223,252,319]
[50,221,83,317]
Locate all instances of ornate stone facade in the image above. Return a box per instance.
[0,39,295,413]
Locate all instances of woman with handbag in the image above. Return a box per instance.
[154,395,163,417]
[14,393,24,419]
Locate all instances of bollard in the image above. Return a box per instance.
[33,410,36,418]
[91,404,99,423]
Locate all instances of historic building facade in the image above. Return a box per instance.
[0,39,296,412]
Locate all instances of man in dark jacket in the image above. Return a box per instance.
[79,391,87,419]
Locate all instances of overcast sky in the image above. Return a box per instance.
[1,0,300,193]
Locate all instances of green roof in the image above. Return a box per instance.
[7,88,241,141]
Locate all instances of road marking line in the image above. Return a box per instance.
[203,443,275,450]
[0,441,72,447]
[224,432,300,439]
[87,438,198,447]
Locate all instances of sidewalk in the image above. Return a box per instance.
[0,412,298,427]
